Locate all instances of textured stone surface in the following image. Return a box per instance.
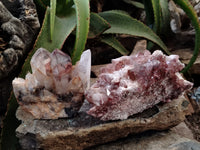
[171,122,195,140]
[185,86,200,141]
[0,0,40,79]
[169,0,200,34]
[186,112,200,141]
[12,48,91,119]
[86,50,193,121]
[131,40,147,55]
[16,93,192,150]
[0,0,40,114]
[89,130,200,150]
[172,49,200,75]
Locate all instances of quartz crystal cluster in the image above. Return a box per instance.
[86,50,193,121]
[12,48,91,119]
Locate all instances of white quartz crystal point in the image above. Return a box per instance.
[30,48,54,90]
[12,78,27,100]
[25,72,40,91]
[75,49,91,91]
[51,49,72,94]
[51,49,72,77]
[30,48,51,75]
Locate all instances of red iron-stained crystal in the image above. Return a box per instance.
[86,50,193,121]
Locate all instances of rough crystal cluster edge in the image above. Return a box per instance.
[12,48,91,119]
[86,50,193,121]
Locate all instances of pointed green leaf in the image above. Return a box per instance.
[123,0,144,9]
[50,0,56,40]
[151,0,161,34]
[173,0,200,73]
[160,0,171,34]
[35,7,76,52]
[99,10,170,54]
[143,0,154,26]
[101,35,129,55]
[146,0,161,50]
[72,0,90,64]
[88,12,110,39]
[56,0,74,16]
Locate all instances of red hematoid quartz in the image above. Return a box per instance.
[86,50,193,121]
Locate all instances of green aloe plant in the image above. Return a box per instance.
[98,10,170,54]
[72,0,90,64]
[36,0,171,58]
[50,0,56,41]
[88,10,170,55]
[143,0,200,73]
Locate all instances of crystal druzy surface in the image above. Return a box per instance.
[86,50,193,121]
[12,48,91,119]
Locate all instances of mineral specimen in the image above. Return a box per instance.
[86,50,193,121]
[12,48,91,119]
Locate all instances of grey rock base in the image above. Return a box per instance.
[16,94,192,150]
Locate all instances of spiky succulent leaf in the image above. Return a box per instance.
[50,0,56,40]
[72,0,90,64]
[123,0,144,9]
[101,35,129,55]
[88,12,110,39]
[160,0,171,34]
[99,10,170,54]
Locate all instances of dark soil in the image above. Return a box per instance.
[185,92,200,142]
[186,112,200,141]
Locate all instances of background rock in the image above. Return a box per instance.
[0,0,40,115]
[171,122,194,140]
[185,88,200,142]
[89,130,200,150]
[172,49,200,76]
